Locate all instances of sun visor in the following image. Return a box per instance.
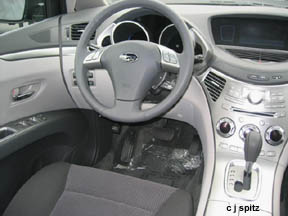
[74,0,107,12]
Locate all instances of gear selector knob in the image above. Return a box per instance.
[244,131,262,164]
[243,131,262,190]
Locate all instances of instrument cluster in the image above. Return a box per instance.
[97,15,184,53]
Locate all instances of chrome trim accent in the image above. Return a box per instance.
[224,160,261,201]
[119,52,138,63]
[239,124,261,141]
[218,45,288,56]
[265,126,285,146]
[191,27,210,56]
[83,48,104,69]
[97,23,116,46]
[0,127,17,142]
[158,23,174,45]
[111,20,150,44]
[0,48,60,61]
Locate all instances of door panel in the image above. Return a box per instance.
[0,56,75,126]
[0,109,113,214]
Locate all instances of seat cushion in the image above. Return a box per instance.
[4,163,193,216]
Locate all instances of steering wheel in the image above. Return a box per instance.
[75,0,194,123]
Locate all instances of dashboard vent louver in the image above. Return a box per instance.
[204,72,226,102]
[71,23,95,41]
[226,49,288,63]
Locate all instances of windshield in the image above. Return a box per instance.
[107,0,288,8]
[0,0,25,21]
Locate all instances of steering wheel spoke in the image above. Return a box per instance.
[106,99,142,119]
[157,45,180,74]
[83,48,106,69]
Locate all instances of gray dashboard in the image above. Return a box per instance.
[2,5,288,84]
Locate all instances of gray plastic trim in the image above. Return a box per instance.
[162,77,215,216]
[0,48,60,61]
[0,16,60,55]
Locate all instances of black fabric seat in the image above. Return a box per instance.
[4,163,193,216]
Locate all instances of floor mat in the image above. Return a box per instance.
[96,119,203,189]
[113,144,202,188]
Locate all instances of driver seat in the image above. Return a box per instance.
[4,163,193,216]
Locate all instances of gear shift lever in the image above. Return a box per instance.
[243,131,262,190]
[234,130,262,192]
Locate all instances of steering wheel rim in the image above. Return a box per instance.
[75,0,194,123]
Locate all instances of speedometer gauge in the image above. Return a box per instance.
[159,24,183,53]
[112,21,150,44]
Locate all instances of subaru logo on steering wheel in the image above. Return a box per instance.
[119,53,138,63]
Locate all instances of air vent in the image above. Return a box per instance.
[226,49,288,63]
[71,23,95,41]
[204,72,226,102]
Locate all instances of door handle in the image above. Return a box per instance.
[12,91,35,101]
[11,84,36,102]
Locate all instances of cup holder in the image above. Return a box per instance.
[0,127,16,140]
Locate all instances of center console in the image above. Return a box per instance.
[200,68,288,216]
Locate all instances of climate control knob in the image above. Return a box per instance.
[216,118,235,138]
[239,124,260,141]
[265,126,285,146]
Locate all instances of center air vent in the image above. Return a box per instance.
[71,23,95,41]
[226,49,288,63]
[204,72,226,102]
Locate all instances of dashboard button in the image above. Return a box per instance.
[169,53,178,64]
[229,145,238,152]
[237,147,244,153]
[248,74,259,80]
[219,143,228,149]
[272,75,282,80]
[266,151,276,157]
[259,120,265,126]
[248,90,264,105]
[163,52,170,63]
[259,75,269,81]
[88,72,94,78]
[88,81,95,86]
[247,74,269,81]
[221,103,230,110]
